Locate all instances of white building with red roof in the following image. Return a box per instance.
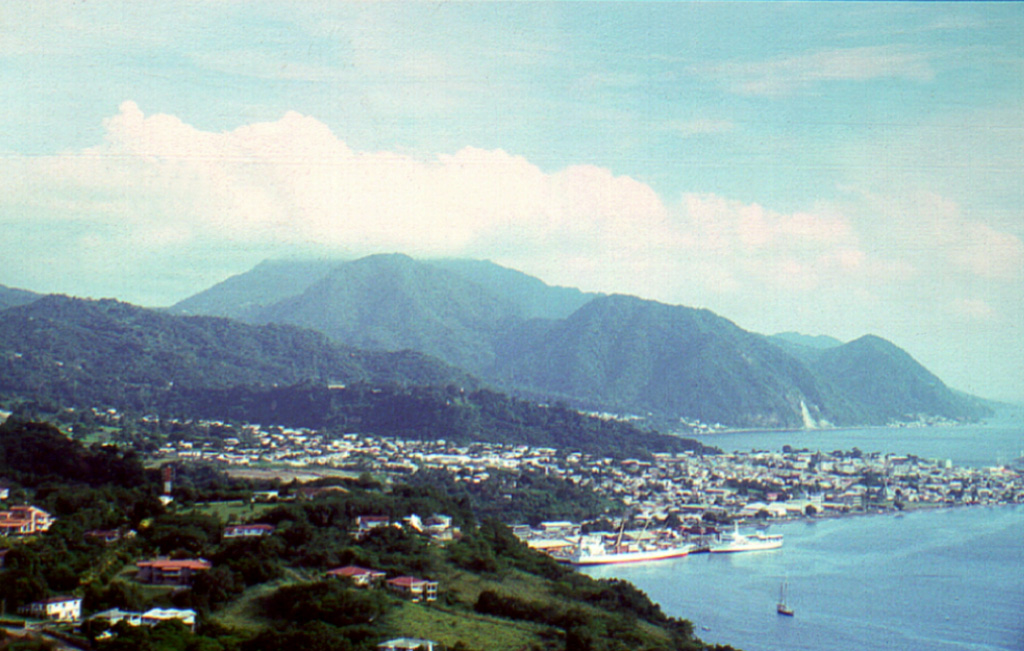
[325,565,387,587]
[0,506,54,536]
[385,576,438,602]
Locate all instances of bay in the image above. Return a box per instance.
[583,506,1023,650]
[581,409,1024,650]
[688,406,1024,469]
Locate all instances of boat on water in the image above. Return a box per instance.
[565,536,695,566]
[777,581,794,616]
[709,524,783,553]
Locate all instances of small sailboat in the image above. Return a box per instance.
[777,581,794,616]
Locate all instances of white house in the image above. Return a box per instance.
[22,596,81,622]
[90,607,196,631]
[378,638,438,651]
[140,608,197,631]
[0,505,54,536]
[223,523,275,538]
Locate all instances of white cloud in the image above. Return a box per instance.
[2,102,673,262]
[2,103,888,305]
[675,193,872,293]
[840,186,1024,284]
[695,45,935,96]
[950,223,1024,280]
[5,102,1018,332]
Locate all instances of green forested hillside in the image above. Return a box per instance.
[0,283,40,311]
[0,294,473,411]
[0,294,711,459]
[251,254,521,374]
[166,255,989,428]
[492,295,866,429]
[5,258,992,431]
[160,383,716,459]
[0,420,734,651]
[428,258,597,320]
[811,335,990,423]
[169,258,344,319]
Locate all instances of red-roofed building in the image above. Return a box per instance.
[386,576,438,602]
[355,515,390,537]
[136,558,212,585]
[0,506,54,536]
[325,565,386,587]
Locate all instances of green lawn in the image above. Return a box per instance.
[211,578,295,635]
[179,500,275,523]
[383,599,552,651]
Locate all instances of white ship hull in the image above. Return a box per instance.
[710,528,783,553]
[566,544,694,566]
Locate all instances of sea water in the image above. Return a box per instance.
[688,405,1024,469]
[582,408,1024,650]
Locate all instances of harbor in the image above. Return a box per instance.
[579,504,1024,651]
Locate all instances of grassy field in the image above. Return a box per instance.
[211,578,292,635]
[179,500,276,523]
[442,568,555,609]
[75,425,121,445]
[383,599,552,651]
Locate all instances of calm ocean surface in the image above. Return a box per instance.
[583,408,1024,651]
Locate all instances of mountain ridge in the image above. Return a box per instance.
[166,255,991,427]
[0,283,41,311]
[19,256,992,428]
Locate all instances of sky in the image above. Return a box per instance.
[1,2,1022,402]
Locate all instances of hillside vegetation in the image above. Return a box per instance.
[161,383,716,459]
[0,420,736,651]
[0,295,472,411]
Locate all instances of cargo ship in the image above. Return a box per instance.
[566,536,695,566]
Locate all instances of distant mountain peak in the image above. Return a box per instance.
[0,284,42,311]
[771,331,844,350]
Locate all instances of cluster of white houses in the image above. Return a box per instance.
[91,607,198,632]
[18,598,198,630]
